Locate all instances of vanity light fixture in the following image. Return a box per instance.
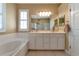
[38,11,52,16]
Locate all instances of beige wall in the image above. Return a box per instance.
[0,3,69,34]
[0,3,59,34]
[6,3,16,33]
[16,4,59,31]
[58,4,70,50]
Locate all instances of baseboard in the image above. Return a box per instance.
[28,49,64,51]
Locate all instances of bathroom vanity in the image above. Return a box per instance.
[28,31,65,50]
[29,14,65,50]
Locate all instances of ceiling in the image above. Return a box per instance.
[16,3,61,7]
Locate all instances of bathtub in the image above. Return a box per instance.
[0,33,29,56]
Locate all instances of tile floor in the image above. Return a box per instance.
[26,50,69,56]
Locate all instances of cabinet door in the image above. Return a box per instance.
[35,33,43,49]
[57,35,65,49]
[50,34,57,49]
[43,33,50,49]
[28,34,36,49]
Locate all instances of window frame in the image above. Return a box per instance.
[0,4,6,32]
[18,9,29,31]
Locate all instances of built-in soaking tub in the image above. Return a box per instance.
[0,39,29,56]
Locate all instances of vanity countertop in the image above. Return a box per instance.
[29,30,65,34]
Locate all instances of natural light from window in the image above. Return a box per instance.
[19,9,28,31]
[0,3,6,32]
[0,4,2,29]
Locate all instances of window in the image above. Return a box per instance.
[19,9,29,31]
[0,3,6,32]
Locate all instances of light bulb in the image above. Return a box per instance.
[48,11,51,15]
[42,12,45,16]
[45,12,48,16]
[40,12,42,16]
[38,11,52,16]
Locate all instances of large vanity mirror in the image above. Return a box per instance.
[31,14,65,32]
[31,17,50,31]
[54,19,58,26]
[31,11,52,31]
[53,15,65,32]
[59,15,65,26]
[58,15,65,32]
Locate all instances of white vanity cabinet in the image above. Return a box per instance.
[29,33,65,50]
[50,34,58,49]
[35,34,43,49]
[43,33,50,49]
[28,33,36,49]
[57,34,65,49]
